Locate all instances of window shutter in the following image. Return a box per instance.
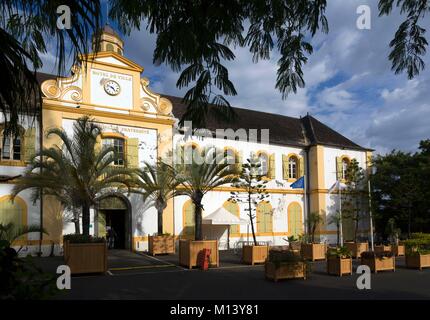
[236,151,243,173]
[23,128,36,163]
[299,157,305,177]
[269,153,276,179]
[126,138,139,168]
[336,156,342,181]
[224,201,240,234]
[282,155,288,180]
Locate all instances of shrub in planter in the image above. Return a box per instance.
[63,234,107,274]
[301,243,326,261]
[360,251,395,273]
[242,244,269,265]
[148,233,175,256]
[344,241,369,259]
[265,250,309,282]
[404,237,430,271]
[326,247,353,277]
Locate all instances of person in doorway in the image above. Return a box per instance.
[106,226,117,249]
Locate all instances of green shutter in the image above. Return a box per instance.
[24,128,36,163]
[282,155,288,180]
[269,153,276,179]
[288,203,303,237]
[299,157,305,177]
[336,156,342,180]
[98,212,106,238]
[258,202,272,233]
[126,138,139,168]
[0,198,23,227]
[236,151,243,173]
[184,202,195,236]
[224,201,240,234]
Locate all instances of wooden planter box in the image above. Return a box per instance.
[265,261,307,282]
[361,255,395,273]
[63,240,107,274]
[148,235,175,256]
[345,242,369,259]
[327,256,353,277]
[405,254,430,271]
[392,244,405,256]
[289,241,301,251]
[242,245,269,265]
[374,245,392,253]
[179,239,219,269]
[301,243,326,261]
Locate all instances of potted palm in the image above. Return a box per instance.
[229,156,270,265]
[361,251,395,273]
[137,160,178,255]
[301,211,326,261]
[12,117,135,273]
[404,233,430,270]
[175,147,235,269]
[326,246,353,276]
[265,249,308,282]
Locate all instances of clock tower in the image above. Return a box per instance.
[92,24,124,55]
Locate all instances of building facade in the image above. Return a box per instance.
[0,27,373,255]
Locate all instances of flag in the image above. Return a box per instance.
[328,180,347,194]
[290,176,305,189]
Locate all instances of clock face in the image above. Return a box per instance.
[104,80,121,96]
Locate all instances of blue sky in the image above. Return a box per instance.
[40,0,430,155]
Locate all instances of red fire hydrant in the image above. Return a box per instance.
[198,248,211,271]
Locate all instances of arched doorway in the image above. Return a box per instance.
[96,194,132,250]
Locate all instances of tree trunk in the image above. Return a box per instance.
[74,218,81,234]
[157,207,163,235]
[248,192,257,246]
[194,202,203,240]
[337,224,340,246]
[82,203,90,236]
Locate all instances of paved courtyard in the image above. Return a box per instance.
[34,250,430,300]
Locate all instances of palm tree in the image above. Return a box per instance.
[307,211,324,243]
[0,222,47,247]
[328,211,342,246]
[11,116,135,236]
[1,1,102,137]
[136,160,178,235]
[175,147,236,240]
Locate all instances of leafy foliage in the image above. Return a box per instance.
[175,146,236,240]
[378,0,430,79]
[11,116,136,236]
[0,223,47,246]
[326,246,352,259]
[136,160,179,235]
[0,239,57,300]
[0,0,102,136]
[111,0,329,128]
[371,140,430,238]
[306,211,323,243]
[63,233,105,243]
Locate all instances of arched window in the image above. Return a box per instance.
[117,48,123,55]
[0,130,22,161]
[257,201,273,233]
[103,136,125,166]
[0,196,27,237]
[182,200,195,238]
[341,158,350,180]
[288,202,303,237]
[257,152,269,176]
[288,156,298,179]
[223,200,240,234]
[106,43,114,51]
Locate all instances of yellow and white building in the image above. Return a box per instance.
[0,27,373,255]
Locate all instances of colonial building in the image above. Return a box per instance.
[0,26,372,255]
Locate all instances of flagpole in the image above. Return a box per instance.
[368,179,374,251]
[339,181,344,246]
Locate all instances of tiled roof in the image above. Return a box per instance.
[36,72,370,151]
